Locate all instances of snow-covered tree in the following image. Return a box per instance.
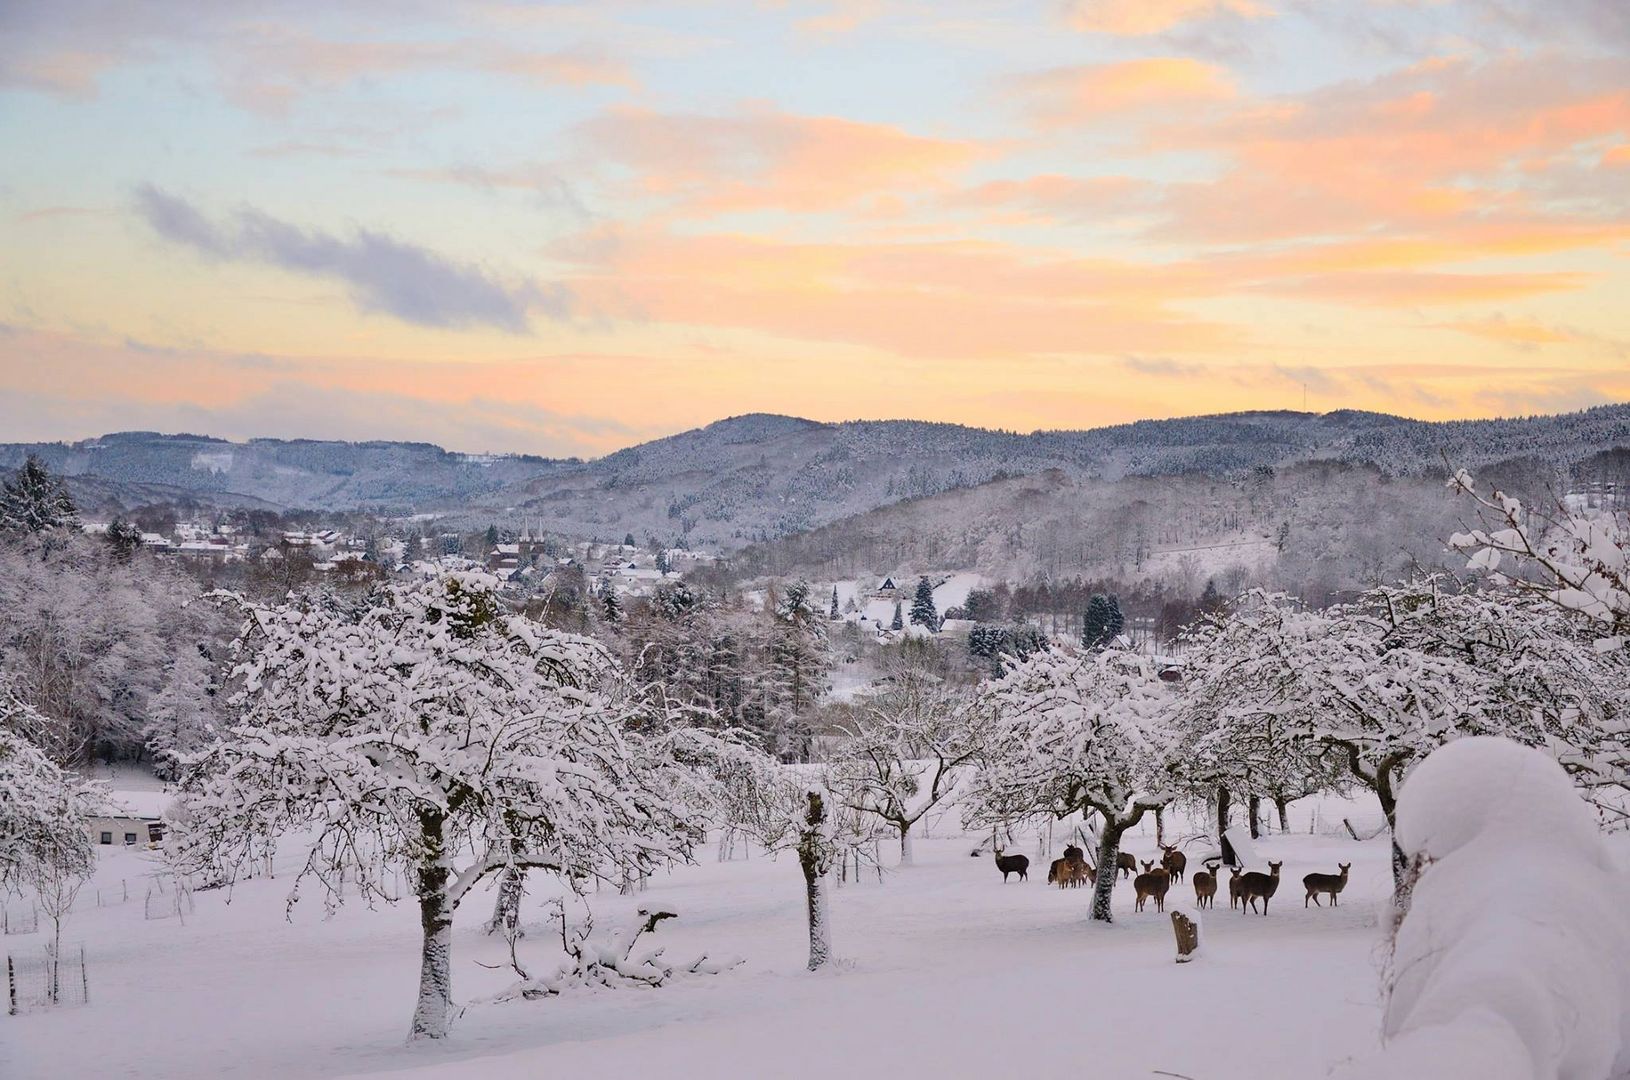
[1182,583,1628,895]
[829,585,840,621]
[0,684,96,892]
[1449,468,1629,649]
[829,665,986,865]
[762,581,830,760]
[966,648,1180,922]
[173,574,723,1040]
[106,517,144,562]
[600,579,623,626]
[1081,593,1124,651]
[910,576,938,630]
[890,601,903,632]
[144,644,219,780]
[0,455,79,536]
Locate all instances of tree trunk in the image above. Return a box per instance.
[410,811,454,1041]
[1154,805,1165,847]
[1248,795,1262,840]
[1273,795,1289,834]
[1217,786,1236,866]
[485,866,524,937]
[1090,824,1125,924]
[797,792,832,971]
[898,822,913,867]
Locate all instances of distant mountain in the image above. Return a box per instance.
[4,404,1627,549]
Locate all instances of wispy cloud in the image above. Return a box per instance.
[133,186,564,332]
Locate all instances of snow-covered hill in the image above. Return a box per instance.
[3,405,1627,551]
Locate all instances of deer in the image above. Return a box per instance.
[1134,860,1171,913]
[1237,861,1283,915]
[1303,863,1351,908]
[1160,844,1188,884]
[994,848,1029,883]
[1116,851,1138,879]
[1192,861,1220,909]
[1227,865,1245,910]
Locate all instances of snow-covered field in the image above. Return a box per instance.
[4,801,1413,1080]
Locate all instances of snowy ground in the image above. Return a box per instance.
[7,803,1416,1080]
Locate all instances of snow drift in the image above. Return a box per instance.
[1336,736,1630,1080]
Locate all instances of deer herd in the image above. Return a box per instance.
[1000,842,1353,917]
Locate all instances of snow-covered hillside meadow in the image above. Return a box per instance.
[6,798,1425,1080]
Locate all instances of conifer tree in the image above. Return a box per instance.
[0,455,79,535]
[829,585,840,620]
[891,601,904,632]
[910,576,938,630]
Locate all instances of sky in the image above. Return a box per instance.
[1,0,1627,457]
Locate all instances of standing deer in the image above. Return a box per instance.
[1227,866,1245,910]
[1133,860,1172,913]
[1116,852,1138,879]
[1303,863,1351,908]
[1237,861,1283,915]
[1192,861,1220,909]
[994,848,1029,883]
[1160,844,1188,883]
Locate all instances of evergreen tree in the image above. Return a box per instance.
[623,532,636,548]
[484,524,499,548]
[1082,593,1113,650]
[910,576,938,631]
[0,455,79,535]
[656,549,671,575]
[1199,579,1224,613]
[1104,593,1125,644]
[891,601,904,632]
[105,517,143,562]
[601,579,623,625]
[829,585,840,620]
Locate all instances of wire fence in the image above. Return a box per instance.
[1,906,38,936]
[6,944,88,1015]
[144,880,196,923]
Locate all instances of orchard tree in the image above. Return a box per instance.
[1182,583,1627,897]
[1449,468,1629,648]
[174,574,723,1040]
[830,665,987,865]
[967,647,1180,922]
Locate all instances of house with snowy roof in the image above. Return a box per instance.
[87,790,175,849]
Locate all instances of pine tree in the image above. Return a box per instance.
[656,550,671,575]
[0,455,80,535]
[106,517,143,562]
[1104,593,1125,644]
[910,576,938,631]
[891,601,904,631]
[1199,579,1224,613]
[485,524,500,548]
[829,586,840,621]
[623,532,636,548]
[1082,593,1113,650]
[601,579,623,625]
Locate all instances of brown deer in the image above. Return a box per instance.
[1116,851,1138,879]
[1227,866,1245,910]
[1192,861,1220,909]
[994,848,1029,883]
[1237,861,1283,915]
[1303,863,1351,908]
[1133,860,1171,913]
[1160,844,1188,883]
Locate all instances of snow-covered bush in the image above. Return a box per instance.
[1335,737,1630,1080]
[966,647,1179,922]
[173,574,732,1040]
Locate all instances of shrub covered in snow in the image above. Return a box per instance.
[1336,737,1630,1080]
